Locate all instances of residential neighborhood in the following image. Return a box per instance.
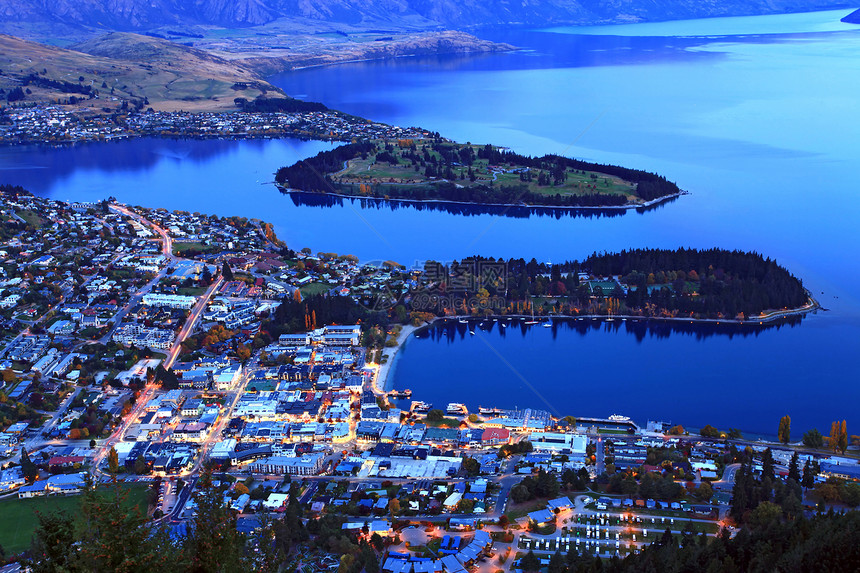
[0,188,858,572]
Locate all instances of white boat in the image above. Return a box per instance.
[411,401,432,413]
[524,320,538,325]
[478,406,504,416]
[541,320,552,327]
[469,330,475,335]
[501,322,507,328]
[458,318,468,324]
[608,414,631,422]
[446,403,468,415]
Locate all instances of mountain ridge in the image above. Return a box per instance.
[0,0,852,32]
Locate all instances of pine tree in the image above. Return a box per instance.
[761,449,775,481]
[76,481,180,573]
[185,468,249,572]
[548,550,566,573]
[802,460,815,489]
[20,447,37,483]
[27,510,77,573]
[221,262,234,281]
[788,452,800,482]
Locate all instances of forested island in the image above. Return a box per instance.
[266,248,814,336]
[274,140,683,209]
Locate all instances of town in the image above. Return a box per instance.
[0,187,857,572]
[0,104,438,146]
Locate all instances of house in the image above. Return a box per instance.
[18,481,48,498]
[546,496,573,512]
[527,509,555,526]
[480,427,510,446]
[46,473,86,495]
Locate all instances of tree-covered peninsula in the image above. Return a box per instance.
[274,140,683,209]
[265,248,813,334]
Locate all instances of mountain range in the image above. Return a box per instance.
[0,0,852,31]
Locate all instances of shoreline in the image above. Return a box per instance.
[372,323,422,395]
[376,294,819,395]
[279,185,687,212]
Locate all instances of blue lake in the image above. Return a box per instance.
[3,9,860,436]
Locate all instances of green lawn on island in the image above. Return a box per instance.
[0,483,150,556]
[333,144,637,200]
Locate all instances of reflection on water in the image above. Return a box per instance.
[286,191,631,219]
[419,314,806,344]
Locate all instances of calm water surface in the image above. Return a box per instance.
[3,9,859,435]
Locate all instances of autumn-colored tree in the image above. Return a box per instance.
[839,420,848,454]
[778,415,791,444]
[107,446,119,474]
[830,421,840,453]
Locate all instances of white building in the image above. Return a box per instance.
[142,293,198,310]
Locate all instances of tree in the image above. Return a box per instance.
[108,446,119,474]
[75,481,179,572]
[761,448,775,482]
[667,424,685,436]
[830,421,840,452]
[462,456,481,477]
[803,428,824,448]
[27,510,78,573]
[520,550,541,572]
[426,409,444,422]
[699,424,721,438]
[839,420,848,454]
[388,498,400,517]
[778,415,791,444]
[802,459,815,489]
[788,452,800,482]
[695,482,713,501]
[185,469,248,572]
[548,550,566,573]
[20,447,37,483]
[222,262,234,281]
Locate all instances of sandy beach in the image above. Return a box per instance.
[373,322,422,394]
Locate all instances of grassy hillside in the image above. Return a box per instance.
[0,32,285,112]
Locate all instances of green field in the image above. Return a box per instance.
[332,142,636,201]
[177,286,208,296]
[299,282,331,297]
[0,483,150,556]
[172,242,220,256]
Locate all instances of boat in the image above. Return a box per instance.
[446,403,468,416]
[501,322,507,328]
[469,330,475,335]
[541,319,552,327]
[608,414,631,422]
[458,318,468,324]
[411,401,432,414]
[524,319,538,325]
[478,406,504,416]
